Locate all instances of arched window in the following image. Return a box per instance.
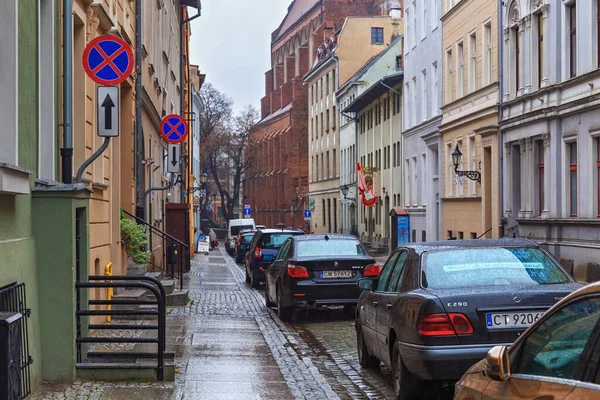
[508,2,521,96]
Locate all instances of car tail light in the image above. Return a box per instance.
[254,247,262,259]
[363,264,381,277]
[287,264,309,278]
[418,313,473,336]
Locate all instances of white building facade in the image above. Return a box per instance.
[500,0,600,277]
[403,0,444,242]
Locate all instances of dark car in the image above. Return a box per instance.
[245,229,304,288]
[354,239,582,400]
[235,229,256,263]
[265,234,377,321]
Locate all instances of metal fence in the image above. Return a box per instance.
[0,282,33,398]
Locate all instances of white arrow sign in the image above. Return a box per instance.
[167,144,180,173]
[97,86,119,137]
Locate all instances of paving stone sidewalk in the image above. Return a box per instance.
[30,248,343,400]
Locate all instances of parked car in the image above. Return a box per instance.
[455,281,600,400]
[245,228,304,288]
[265,234,376,321]
[354,239,581,400]
[256,225,267,230]
[227,218,255,255]
[235,229,256,263]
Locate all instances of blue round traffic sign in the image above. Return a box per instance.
[83,35,133,86]
[160,115,189,144]
[304,210,311,218]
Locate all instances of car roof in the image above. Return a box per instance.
[292,234,360,242]
[396,238,540,255]
[257,229,304,234]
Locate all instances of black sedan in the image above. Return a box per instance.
[265,234,377,321]
[354,239,582,400]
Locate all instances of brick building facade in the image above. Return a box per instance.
[245,0,385,229]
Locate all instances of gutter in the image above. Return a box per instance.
[498,0,505,237]
[61,0,73,183]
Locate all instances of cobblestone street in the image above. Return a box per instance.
[30,247,397,399]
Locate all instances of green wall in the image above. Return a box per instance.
[0,0,42,390]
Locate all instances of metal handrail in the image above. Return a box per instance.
[75,277,166,381]
[122,209,187,289]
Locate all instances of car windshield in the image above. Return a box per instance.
[260,233,300,249]
[421,247,571,289]
[241,234,254,244]
[231,225,254,236]
[296,239,366,257]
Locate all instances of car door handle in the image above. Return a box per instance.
[386,304,392,310]
[373,301,378,307]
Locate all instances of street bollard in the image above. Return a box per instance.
[105,262,113,323]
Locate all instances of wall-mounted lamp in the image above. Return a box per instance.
[451,144,481,183]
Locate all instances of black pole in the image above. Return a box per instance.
[135,0,144,221]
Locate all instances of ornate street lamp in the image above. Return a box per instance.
[199,172,208,184]
[341,185,349,201]
[451,144,481,183]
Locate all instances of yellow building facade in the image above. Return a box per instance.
[440,0,500,239]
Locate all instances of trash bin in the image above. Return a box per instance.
[167,244,179,265]
[0,312,23,400]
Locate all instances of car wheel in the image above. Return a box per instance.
[392,341,420,400]
[276,286,293,322]
[250,269,258,288]
[245,266,250,284]
[356,323,379,368]
[265,282,275,308]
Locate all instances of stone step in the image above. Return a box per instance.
[144,271,164,281]
[159,279,176,295]
[166,290,188,307]
[76,361,175,381]
[86,350,175,363]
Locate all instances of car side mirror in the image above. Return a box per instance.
[484,346,511,382]
[357,278,374,291]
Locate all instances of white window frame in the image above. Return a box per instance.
[483,20,492,86]
[421,68,428,122]
[469,30,477,93]
[432,61,439,117]
[457,41,464,98]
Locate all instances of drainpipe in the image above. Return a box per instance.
[498,0,505,237]
[135,0,144,220]
[61,0,73,183]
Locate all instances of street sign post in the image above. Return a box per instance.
[167,144,180,173]
[303,210,312,221]
[160,114,188,144]
[97,87,119,137]
[83,35,134,86]
[244,204,251,219]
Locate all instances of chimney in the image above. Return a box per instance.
[389,0,402,19]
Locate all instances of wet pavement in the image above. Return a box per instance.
[31,246,407,399]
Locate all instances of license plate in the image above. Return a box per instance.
[263,255,273,261]
[486,311,544,329]
[321,270,352,279]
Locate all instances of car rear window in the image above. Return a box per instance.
[421,247,571,289]
[259,233,301,249]
[241,234,254,244]
[231,225,254,236]
[296,239,366,257]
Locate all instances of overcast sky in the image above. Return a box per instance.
[189,1,291,113]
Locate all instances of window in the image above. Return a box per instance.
[0,0,18,166]
[388,146,392,169]
[332,70,336,91]
[333,149,336,177]
[569,3,577,78]
[326,151,330,178]
[421,247,571,289]
[446,49,453,103]
[422,69,428,121]
[332,106,336,129]
[387,252,409,292]
[537,140,545,215]
[405,159,411,205]
[413,76,418,123]
[412,230,416,242]
[326,74,329,96]
[297,238,366,258]
[457,42,464,98]
[396,55,403,70]
[393,143,397,167]
[569,142,577,216]
[515,297,600,380]
[470,232,477,239]
[328,199,332,232]
[483,22,492,86]
[322,199,326,225]
[458,231,464,239]
[537,14,544,88]
[432,62,438,116]
[371,27,384,44]
[469,32,477,92]
[513,26,520,93]
[597,138,600,216]
[376,251,401,291]
[315,154,319,180]
[422,231,427,242]
[405,82,411,126]
[422,2,427,40]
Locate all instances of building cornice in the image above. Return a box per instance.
[440,0,469,22]
[402,115,443,137]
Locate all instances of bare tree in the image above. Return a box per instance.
[199,83,258,223]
